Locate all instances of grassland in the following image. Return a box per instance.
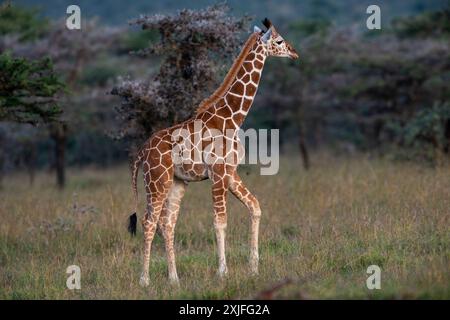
[0,154,449,299]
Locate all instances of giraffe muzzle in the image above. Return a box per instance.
[289,51,299,60]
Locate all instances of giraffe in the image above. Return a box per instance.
[129,18,299,287]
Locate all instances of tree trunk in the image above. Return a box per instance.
[0,129,5,189]
[444,119,450,154]
[50,123,67,189]
[0,147,4,190]
[295,98,310,170]
[23,140,37,186]
[298,124,310,170]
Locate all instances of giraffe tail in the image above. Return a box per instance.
[128,147,146,236]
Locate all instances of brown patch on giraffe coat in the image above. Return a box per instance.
[215,98,226,108]
[229,81,245,95]
[242,98,253,110]
[243,62,253,73]
[224,118,238,129]
[237,68,245,79]
[246,84,257,96]
[254,60,263,69]
[201,111,214,123]
[242,74,251,83]
[245,52,255,61]
[206,116,224,131]
[216,106,232,118]
[225,93,241,107]
[251,72,260,83]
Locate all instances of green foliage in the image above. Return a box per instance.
[119,29,159,52]
[392,8,450,38]
[0,52,65,125]
[81,63,122,86]
[289,19,331,38]
[397,103,450,162]
[0,2,48,41]
[403,103,450,146]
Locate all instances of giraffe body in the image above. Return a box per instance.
[131,19,299,287]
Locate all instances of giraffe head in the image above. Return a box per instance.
[254,18,299,60]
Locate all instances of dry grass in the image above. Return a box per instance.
[0,154,449,299]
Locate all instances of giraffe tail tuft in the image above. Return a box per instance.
[128,146,145,236]
[128,212,137,236]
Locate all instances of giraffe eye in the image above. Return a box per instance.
[276,40,283,45]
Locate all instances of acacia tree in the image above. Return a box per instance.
[112,3,250,146]
[0,53,64,187]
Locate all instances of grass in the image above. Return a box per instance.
[0,153,449,299]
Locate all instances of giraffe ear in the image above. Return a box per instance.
[253,25,262,33]
[261,28,272,43]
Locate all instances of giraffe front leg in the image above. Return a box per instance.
[215,220,228,277]
[230,172,261,275]
[249,205,261,275]
[212,182,229,278]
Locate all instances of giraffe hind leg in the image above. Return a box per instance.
[158,178,186,284]
[140,180,173,287]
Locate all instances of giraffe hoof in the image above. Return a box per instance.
[250,268,259,276]
[250,261,259,275]
[218,266,228,279]
[139,274,150,287]
[169,276,180,286]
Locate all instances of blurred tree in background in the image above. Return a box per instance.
[0,52,64,187]
[112,3,250,147]
[0,1,48,41]
[26,19,120,188]
[0,3,126,188]
[392,7,450,38]
[0,53,64,124]
[0,2,64,187]
[253,7,450,166]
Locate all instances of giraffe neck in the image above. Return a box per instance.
[221,42,266,128]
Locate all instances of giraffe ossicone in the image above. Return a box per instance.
[130,18,299,287]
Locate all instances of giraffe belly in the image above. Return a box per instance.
[174,163,209,182]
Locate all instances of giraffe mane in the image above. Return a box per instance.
[195,32,259,115]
